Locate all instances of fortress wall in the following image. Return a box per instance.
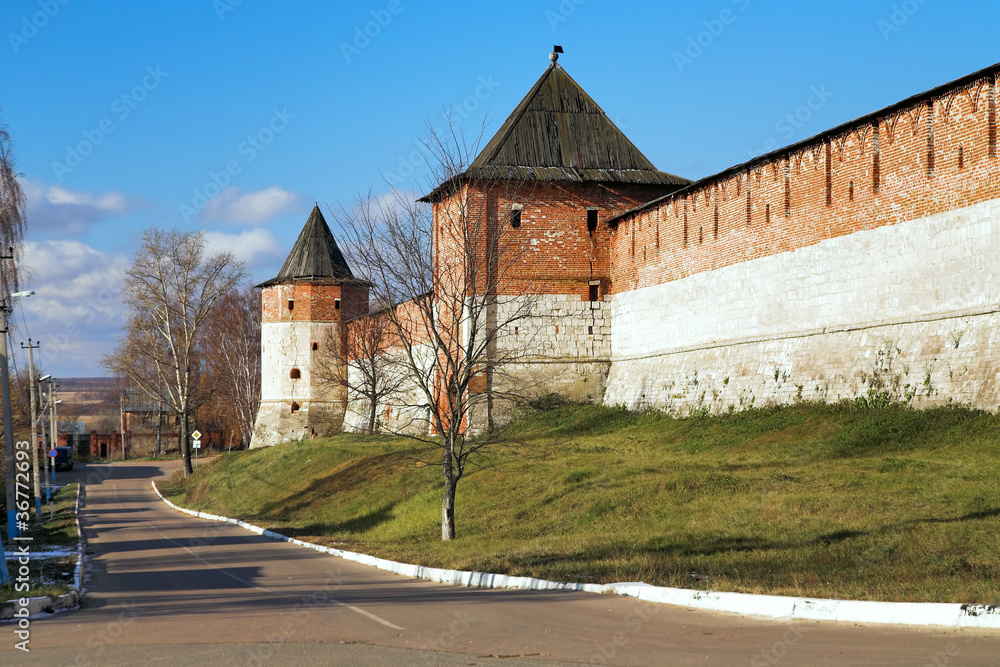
[602,68,1000,413]
[610,71,999,293]
[605,197,1000,412]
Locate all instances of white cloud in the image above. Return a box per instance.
[203,228,284,269]
[370,188,421,220]
[18,240,129,376]
[22,179,134,235]
[201,186,298,224]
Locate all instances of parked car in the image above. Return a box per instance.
[53,446,74,471]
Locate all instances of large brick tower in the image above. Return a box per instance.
[251,205,368,447]
[418,50,690,412]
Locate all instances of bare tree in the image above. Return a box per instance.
[103,228,246,475]
[0,121,26,292]
[337,123,539,540]
[201,285,261,447]
[314,309,405,434]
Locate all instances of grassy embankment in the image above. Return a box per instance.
[158,402,1000,603]
[1,483,80,599]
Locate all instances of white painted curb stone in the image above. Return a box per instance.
[1,485,86,621]
[151,482,1000,630]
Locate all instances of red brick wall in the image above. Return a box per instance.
[611,72,999,293]
[432,180,679,300]
[261,282,346,322]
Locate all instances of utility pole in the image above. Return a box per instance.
[49,384,58,483]
[21,339,41,519]
[47,384,59,520]
[41,380,50,508]
[0,250,19,541]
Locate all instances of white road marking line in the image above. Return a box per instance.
[331,600,405,630]
[109,482,405,631]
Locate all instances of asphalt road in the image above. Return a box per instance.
[2,460,998,666]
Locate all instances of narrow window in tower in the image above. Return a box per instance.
[958,145,965,170]
[510,209,521,229]
[290,368,301,379]
[588,325,594,335]
[335,299,341,310]
[287,299,294,311]
[587,209,598,235]
[312,342,318,351]
[290,402,300,413]
[765,203,770,225]
[699,225,703,244]
[849,181,854,201]
[589,283,599,302]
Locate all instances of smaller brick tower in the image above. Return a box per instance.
[250,205,368,448]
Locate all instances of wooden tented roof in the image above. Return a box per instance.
[421,63,689,201]
[257,204,353,287]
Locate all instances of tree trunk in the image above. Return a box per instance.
[441,447,456,541]
[155,403,163,457]
[181,410,193,476]
[367,396,377,434]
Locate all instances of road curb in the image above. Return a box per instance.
[151,482,1000,630]
[1,485,86,621]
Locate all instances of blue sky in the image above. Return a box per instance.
[1,0,998,377]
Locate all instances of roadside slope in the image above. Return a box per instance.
[159,402,1000,603]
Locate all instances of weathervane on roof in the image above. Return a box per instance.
[550,45,563,63]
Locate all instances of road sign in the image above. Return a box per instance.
[49,449,56,457]
[191,430,202,440]
[192,440,201,449]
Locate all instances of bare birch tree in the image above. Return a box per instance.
[0,121,27,292]
[314,309,405,434]
[201,285,261,446]
[103,228,245,475]
[336,123,539,540]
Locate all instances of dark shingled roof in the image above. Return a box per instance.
[421,63,689,201]
[257,205,353,287]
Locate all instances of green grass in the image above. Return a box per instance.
[1,483,80,599]
[159,402,1000,603]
